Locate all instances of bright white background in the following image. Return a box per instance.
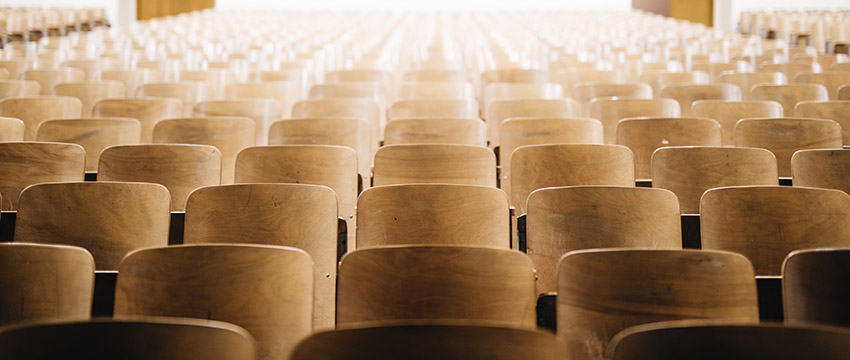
[214,0,632,10]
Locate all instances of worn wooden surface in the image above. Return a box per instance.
[486,98,578,147]
[373,144,496,187]
[784,248,850,328]
[389,99,477,120]
[589,98,680,144]
[192,99,282,146]
[691,100,783,145]
[136,82,214,116]
[92,98,183,143]
[0,117,23,141]
[54,81,125,117]
[792,149,850,194]
[751,84,828,115]
[0,142,85,210]
[572,82,651,116]
[617,117,722,180]
[735,117,842,177]
[718,71,786,100]
[795,71,850,100]
[659,83,741,116]
[0,96,82,140]
[795,101,850,143]
[383,118,486,146]
[36,118,141,171]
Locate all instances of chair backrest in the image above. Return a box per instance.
[481,82,563,115]
[486,98,578,147]
[224,82,300,118]
[383,118,486,146]
[36,118,141,172]
[309,82,384,104]
[795,101,850,143]
[0,117,23,141]
[114,244,312,360]
[356,184,509,249]
[92,98,183,143]
[179,70,234,96]
[652,147,779,213]
[841,84,850,100]
[15,182,170,270]
[325,69,393,90]
[700,186,850,275]
[718,71,787,100]
[559,249,759,360]
[0,318,257,360]
[527,186,681,293]
[659,83,742,116]
[759,62,822,81]
[53,81,125,117]
[0,243,93,326]
[402,69,467,83]
[795,71,850,99]
[792,148,850,194]
[511,144,635,213]
[0,80,41,99]
[184,183,337,330]
[572,82,652,116]
[617,117,722,180]
[98,144,221,210]
[735,117,842,177]
[607,320,850,360]
[638,71,709,94]
[24,68,85,95]
[290,99,381,146]
[0,96,82,140]
[136,82,214,116]
[691,100,783,145]
[589,98,680,144]
[152,117,255,184]
[193,99,282,146]
[372,144,496,186]
[692,61,751,81]
[396,82,474,100]
[0,142,85,210]
[784,248,850,327]
[751,83,828,114]
[552,69,620,97]
[337,245,537,327]
[480,68,548,89]
[101,69,162,96]
[389,99,477,120]
[290,323,564,360]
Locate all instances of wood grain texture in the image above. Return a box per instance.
[659,83,741,116]
[573,82,652,116]
[0,142,84,210]
[224,82,300,118]
[92,97,183,143]
[0,80,41,99]
[101,69,163,97]
[692,100,783,145]
[735,117,843,177]
[589,98,681,144]
[486,98,578,147]
[792,149,850,194]
[98,144,221,210]
[290,99,381,148]
[337,245,537,328]
[54,81,125,117]
[356,184,509,248]
[114,244,313,360]
[23,68,85,95]
[783,249,850,327]
[795,101,850,143]
[617,117,722,180]
[290,323,564,360]
[383,118,486,146]
[511,144,635,213]
[527,186,681,294]
[396,82,474,100]
[15,182,171,270]
[0,243,93,326]
[751,83,828,115]
[760,62,822,83]
[719,71,787,100]
[389,99,477,120]
[638,71,709,94]
[558,249,759,360]
[794,71,850,100]
[193,99,282,146]
[152,117,255,184]
[373,144,496,187]
[137,82,214,116]
[481,83,562,115]
[0,96,82,140]
[36,118,141,171]
[0,318,257,360]
[692,61,750,81]
[500,117,603,198]
[184,184,337,329]
[700,186,850,275]
[310,83,384,105]
[0,117,24,141]
[652,146,779,214]
[608,321,850,360]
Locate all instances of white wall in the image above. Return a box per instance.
[0,0,136,26]
[215,0,632,10]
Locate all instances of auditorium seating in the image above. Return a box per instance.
[36,118,141,171]
[92,98,183,142]
[0,142,84,210]
[589,98,680,144]
[0,96,81,140]
[735,117,843,177]
[791,149,850,194]
[372,144,496,186]
[383,118,486,146]
[691,100,784,145]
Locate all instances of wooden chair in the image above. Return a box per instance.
[692,61,751,81]
[152,117,255,184]
[63,59,119,80]
[652,147,778,214]
[23,68,85,95]
[92,98,183,143]
[224,82,300,118]
[15,182,170,270]
[309,83,384,105]
[396,82,474,100]
[383,118,486,146]
[795,101,850,143]
[372,144,496,187]
[0,142,84,210]
[784,248,850,327]
[700,186,850,275]
[337,245,536,327]
[481,83,563,115]
[572,82,652,116]
[136,82,214,116]
[357,184,509,249]
[98,144,221,211]
[402,69,467,83]
[552,69,620,97]
[0,96,82,140]
[179,70,234,97]
[290,323,564,360]
[389,99,477,120]
[718,71,787,100]
[659,83,742,116]
[691,100,784,145]
[840,84,850,100]
[795,72,850,100]
[638,71,710,94]
[290,99,381,146]
[735,117,842,177]
[589,98,681,144]
[325,69,393,92]
[607,320,850,360]
[36,118,141,172]
[0,80,41,99]
[751,83,828,115]
[616,117,722,180]
[114,244,312,360]
[101,69,162,97]
[0,117,23,141]
[0,243,93,326]
[0,60,25,80]
[184,184,337,330]
[480,69,548,90]
[759,62,822,81]
[527,186,681,293]
[791,149,850,194]
[510,144,635,213]
[53,81,125,117]
[193,99,282,146]
[0,318,257,360]
[486,98,578,147]
[558,249,759,360]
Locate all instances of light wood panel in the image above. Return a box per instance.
[617,117,722,180]
[372,144,496,187]
[0,142,85,210]
[36,118,141,171]
[735,117,842,177]
[0,96,82,140]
